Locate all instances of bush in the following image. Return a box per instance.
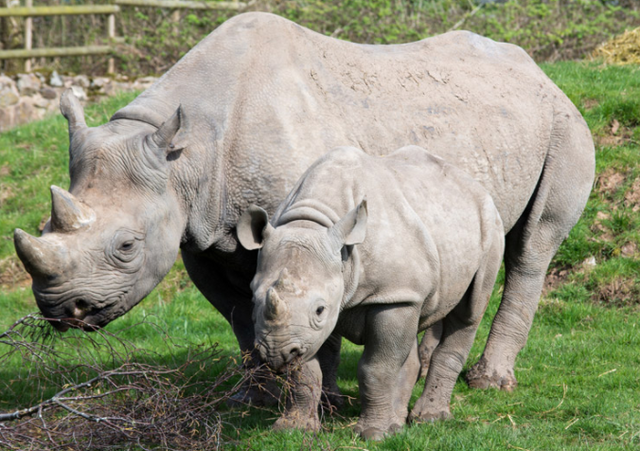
[0,0,638,76]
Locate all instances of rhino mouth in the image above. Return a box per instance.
[45,316,101,333]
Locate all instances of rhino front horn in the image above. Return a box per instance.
[265,287,287,321]
[51,185,96,232]
[14,229,65,278]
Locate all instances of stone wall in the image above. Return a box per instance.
[0,72,158,132]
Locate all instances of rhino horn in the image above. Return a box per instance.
[265,287,287,321]
[14,229,65,278]
[50,186,96,232]
[60,89,87,138]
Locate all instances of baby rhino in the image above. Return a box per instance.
[237,146,504,439]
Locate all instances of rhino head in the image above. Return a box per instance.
[237,200,367,371]
[13,90,187,331]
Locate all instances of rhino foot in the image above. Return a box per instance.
[354,421,403,441]
[273,412,321,432]
[408,407,452,423]
[465,360,517,392]
[227,378,280,408]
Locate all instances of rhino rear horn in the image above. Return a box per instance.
[60,89,87,138]
[14,229,65,278]
[51,186,96,232]
[265,287,287,321]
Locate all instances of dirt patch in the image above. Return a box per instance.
[596,168,626,196]
[594,276,639,306]
[621,241,638,257]
[583,98,599,111]
[591,210,615,242]
[594,120,635,148]
[624,177,640,212]
[0,255,31,288]
[543,257,596,296]
[543,268,570,296]
[0,184,14,208]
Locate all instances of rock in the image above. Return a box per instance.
[0,86,19,108]
[91,77,111,90]
[581,256,597,270]
[40,87,57,100]
[73,74,90,88]
[16,73,41,96]
[13,98,42,125]
[50,70,64,87]
[0,75,19,108]
[33,95,51,109]
[70,85,87,101]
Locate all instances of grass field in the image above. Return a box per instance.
[0,61,639,450]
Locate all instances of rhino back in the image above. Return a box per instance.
[112,12,582,243]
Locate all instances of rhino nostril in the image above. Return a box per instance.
[71,299,88,319]
[284,345,302,363]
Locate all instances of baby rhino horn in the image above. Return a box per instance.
[265,287,287,321]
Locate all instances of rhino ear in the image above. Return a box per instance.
[237,205,275,251]
[148,105,189,156]
[329,198,368,249]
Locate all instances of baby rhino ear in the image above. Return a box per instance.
[329,198,368,250]
[237,205,274,250]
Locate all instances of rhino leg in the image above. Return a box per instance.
[411,227,502,422]
[466,115,595,392]
[410,313,476,422]
[273,357,322,432]
[417,320,443,379]
[317,333,344,412]
[354,305,421,441]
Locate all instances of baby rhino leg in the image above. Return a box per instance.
[410,229,503,422]
[354,305,421,441]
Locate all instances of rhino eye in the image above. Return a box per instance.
[109,230,144,264]
[119,241,134,252]
[316,306,325,316]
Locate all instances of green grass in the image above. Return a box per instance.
[1,61,640,449]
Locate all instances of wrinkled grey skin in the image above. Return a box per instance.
[238,146,505,439]
[14,12,594,429]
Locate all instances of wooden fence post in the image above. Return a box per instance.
[108,12,115,73]
[24,0,31,72]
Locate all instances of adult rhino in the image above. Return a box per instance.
[14,12,594,428]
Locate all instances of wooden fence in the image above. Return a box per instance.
[0,0,248,72]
